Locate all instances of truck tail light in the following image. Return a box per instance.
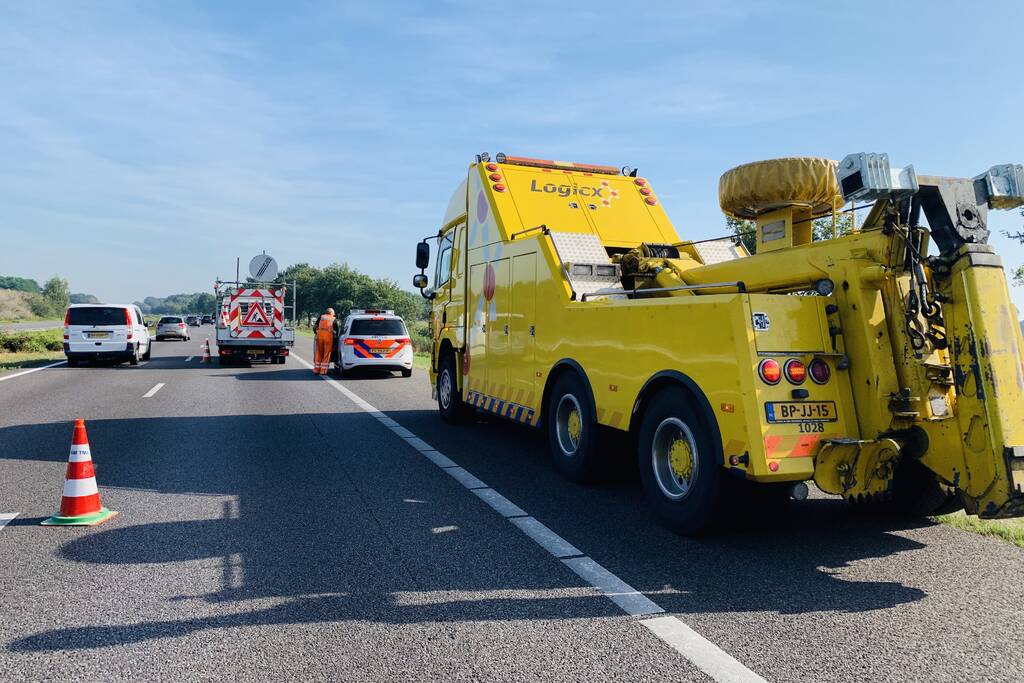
[784,359,806,385]
[808,358,831,384]
[758,358,781,385]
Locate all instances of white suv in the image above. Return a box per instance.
[335,309,413,378]
[63,304,152,367]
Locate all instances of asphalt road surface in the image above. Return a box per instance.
[1,339,1022,681]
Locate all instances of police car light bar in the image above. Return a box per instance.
[351,309,394,316]
[494,153,620,176]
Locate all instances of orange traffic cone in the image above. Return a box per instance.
[201,339,212,363]
[41,419,118,526]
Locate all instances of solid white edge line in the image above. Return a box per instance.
[562,556,663,616]
[642,616,768,683]
[0,512,19,530]
[471,487,528,518]
[510,517,583,559]
[185,356,194,362]
[143,382,165,398]
[290,351,766,682]
[0,360,67,382]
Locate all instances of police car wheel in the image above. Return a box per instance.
[637,386,727,535]
[546,372,601,483]
[402,368,412,378]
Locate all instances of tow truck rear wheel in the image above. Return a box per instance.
[437,351,469,424]
[546,372,602,482]
[637,386,732,535]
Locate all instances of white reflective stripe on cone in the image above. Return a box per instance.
[68,446,92,463]
[63,477,99,498]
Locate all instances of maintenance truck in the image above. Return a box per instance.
[413,152,1024,533]
[214,280,295,364]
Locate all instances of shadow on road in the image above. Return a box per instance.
[1,409,931,653]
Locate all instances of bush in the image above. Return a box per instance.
[408,320,433,353]
[0,329,63,353]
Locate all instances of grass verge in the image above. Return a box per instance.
[0,350,65,373]
[932,511,1024,549]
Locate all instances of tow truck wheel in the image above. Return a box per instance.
[546,372,601,482]
[637,386,728,535]
[437,352,468,424]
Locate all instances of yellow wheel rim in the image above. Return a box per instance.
[669,437,693,480]
[567,409,582,443]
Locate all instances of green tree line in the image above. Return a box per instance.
[136,292,219,316]
[0,276,41,292]
[279,262,426,326]
[0,274,70,318]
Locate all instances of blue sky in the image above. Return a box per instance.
[2,1,1024,308]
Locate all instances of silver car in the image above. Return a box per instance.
[156,316,190,341]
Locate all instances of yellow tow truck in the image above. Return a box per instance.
[413,152,1024,534]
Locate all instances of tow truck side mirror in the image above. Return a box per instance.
[415,241,430,270]
[413,274,429,289]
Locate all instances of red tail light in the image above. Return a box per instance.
[808,358,831,384]
[395,337,411,343]
[124,308,134,340]
[784,359,806,385]
[343,338,356,345]
[64,309,71,326]
[758,359,781,385]
[178,323,186,329]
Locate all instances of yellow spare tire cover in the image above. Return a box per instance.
[718,157,843,219]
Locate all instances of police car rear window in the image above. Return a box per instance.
[68,307,126,326]
[349,319,406,336]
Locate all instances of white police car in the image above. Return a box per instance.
[335,309,413,378]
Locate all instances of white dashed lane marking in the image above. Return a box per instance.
[0,361,67,382]
[291,353,767,683]
[143,383,165,398]
[185,356,194,362]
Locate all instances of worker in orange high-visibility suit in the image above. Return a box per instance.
[312,308,339,375]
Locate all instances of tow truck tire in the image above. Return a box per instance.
[437,351,469,424]
[546,372,601,482]
[402,368,412,378]
[637,386,731,535]
[847,458,964,517]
